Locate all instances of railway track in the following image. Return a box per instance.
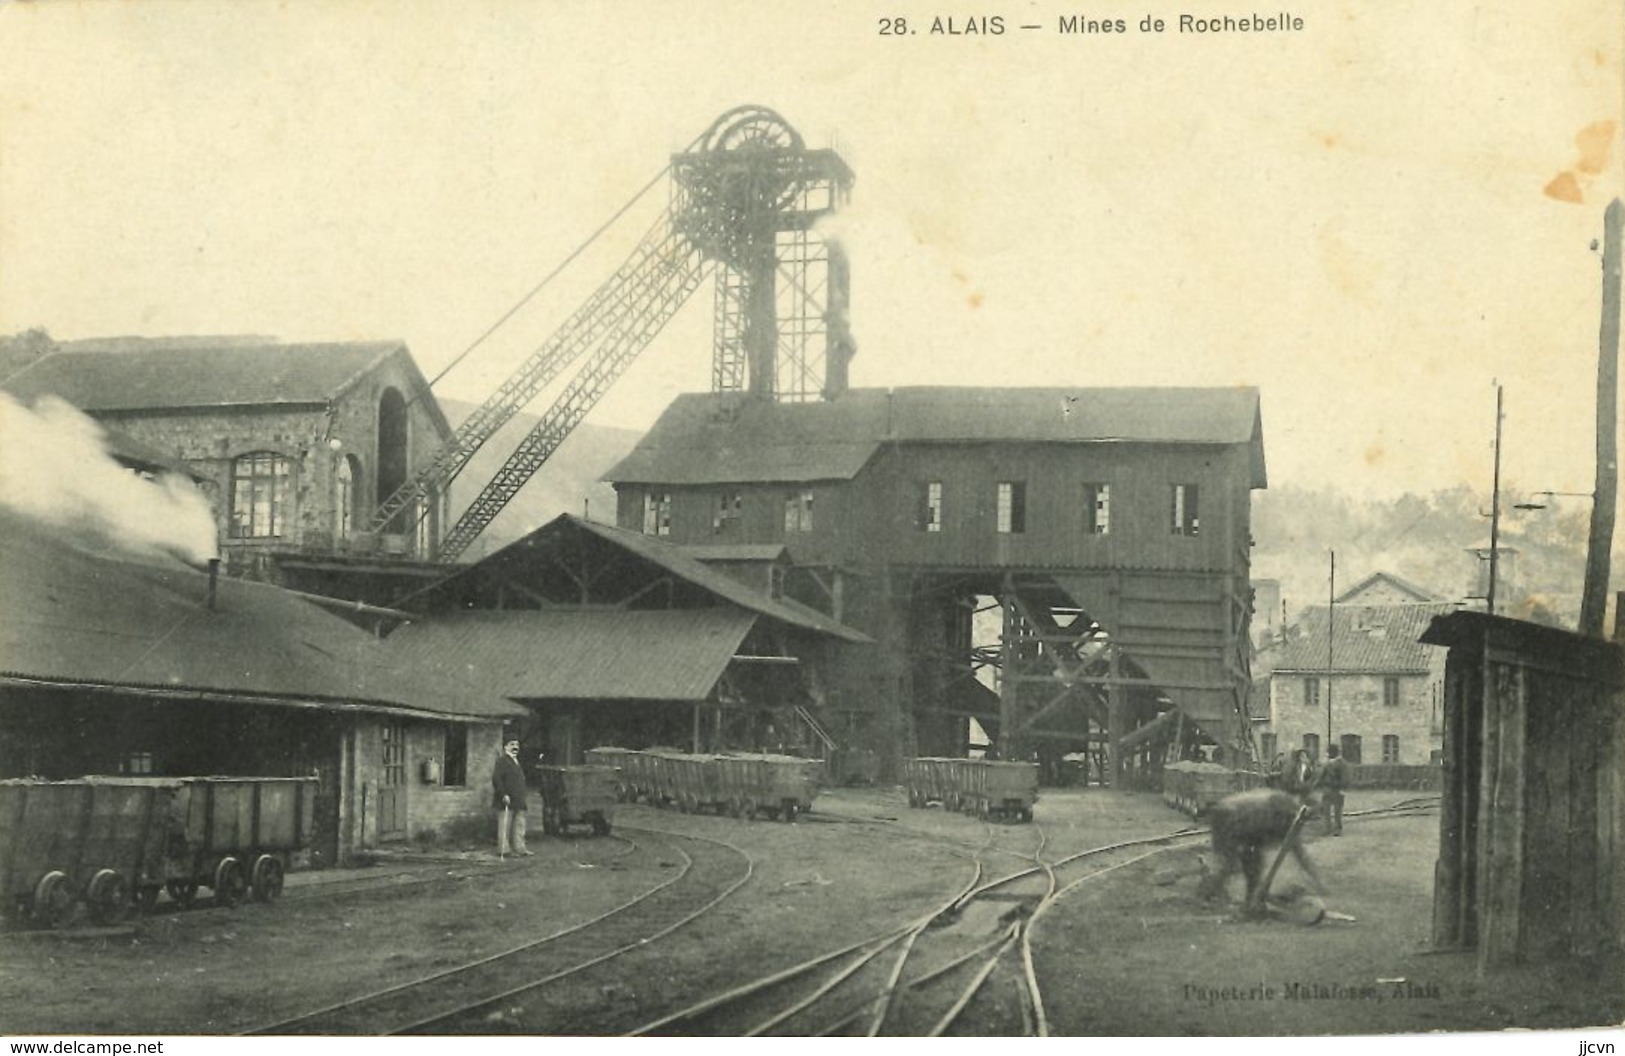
[624,795,1440,1036]
[239,826,753,1036]
[238,794,1439,1037]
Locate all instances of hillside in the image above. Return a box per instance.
[439,398,644,560]
[1250,483,1602,629]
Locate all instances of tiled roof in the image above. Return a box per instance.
[606,386,1266,487]
[386,609,756,702]
[4,340,408,412]
[0,509,523,721]
[1273,602,1460,674]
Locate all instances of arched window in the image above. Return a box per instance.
[334,455,360,540]
[230,452,291,538]
[377,388,409,533]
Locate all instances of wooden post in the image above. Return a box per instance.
[1581,198,1622,638]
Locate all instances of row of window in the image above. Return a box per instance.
[223,451,430,549]
[642,490,818,537]
[1259,731,1403,765]
[936,480,1198,536]
[1301,677,1404,708]
[641,481,1204,539]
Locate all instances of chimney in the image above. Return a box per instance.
[207,558,220,611]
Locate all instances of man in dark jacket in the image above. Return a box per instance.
[491,737,532,857]
[1315,745,1350,835]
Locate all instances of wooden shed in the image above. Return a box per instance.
[1422,611,1624,969]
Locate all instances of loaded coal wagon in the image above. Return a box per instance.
[961,759,1039,822]
[1161,761,1260,816]
[536,765,618,836]
[0,775,316,926]
[583,746,635,800]
[716,754,822,821]
[903,757,1038,822]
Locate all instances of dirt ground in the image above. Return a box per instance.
[1,787,1619,1037]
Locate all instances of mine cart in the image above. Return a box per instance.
[756,754,821,820]
[0,775,316,927]
[961,760,1039,822]
[536,766,618,836]
[664,753,728,814]
[904,757,957,809]
[1162,761,1260,817]
[718,754,821,821]
[583,747,633,800]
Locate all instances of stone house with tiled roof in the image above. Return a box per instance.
[1261,573,1458,767]
[2,335,453,585]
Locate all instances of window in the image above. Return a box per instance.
[442,725,468,786]
[642,492,671,536]
[1259,732,1277,762]
[1083,482,1110,535]
[230,452,291,538]
[918,481,943,533]
[784,490,814,533]
[1340,733,1362,765]
[1302,732,1320,760]
[1381,734,1400,764]
[1303,677,1321,709]
[121,751,155,775]
[1171,483,1200,536]
[996,481,1026,534]
[334,455,357,540]
[713,490,742,534]
[1383,677,1401,708]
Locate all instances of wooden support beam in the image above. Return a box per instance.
[614,575,676,609]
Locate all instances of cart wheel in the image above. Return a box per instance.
[166,879,199,908]
[32,870,74,928]
[86,869,129,925]
[134,885,161,914]
[213,857,247,908]
[251,854,285,902]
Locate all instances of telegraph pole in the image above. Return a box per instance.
[1326,550,1334,751]
[1580,198,1622,638]
[1488,384,1504,616]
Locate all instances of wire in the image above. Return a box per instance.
[425,162,675,391]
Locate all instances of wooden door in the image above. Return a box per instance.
[377,721,408,841]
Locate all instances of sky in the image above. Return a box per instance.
[1,0,1621,511]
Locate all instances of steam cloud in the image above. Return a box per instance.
[0,392,220,565]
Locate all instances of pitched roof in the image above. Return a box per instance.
[606,386,1266,488]
[1273,602,1460,674]
[408,514,868,644]
[0,509,523,721]
[680,543,788,563]
[1334,571,1443,605]
[385,609,756,702]
[566,518,868,642]
[1,339,447,425]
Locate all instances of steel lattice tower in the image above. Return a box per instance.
[672,106,855,401]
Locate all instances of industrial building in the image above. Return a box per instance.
[0,104,1271,795]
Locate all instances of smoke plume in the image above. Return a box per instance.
[0,392,219,564]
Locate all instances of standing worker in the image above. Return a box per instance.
[1315,744,1349,835]
[492,736,533,857]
